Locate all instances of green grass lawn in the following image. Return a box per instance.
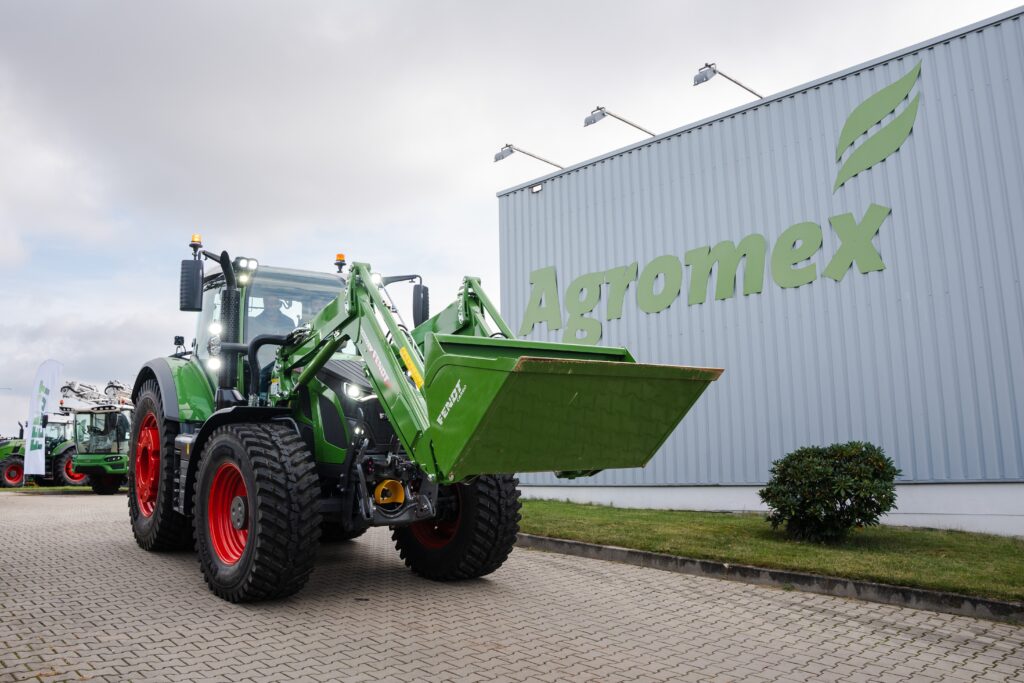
[519,500,1024,602]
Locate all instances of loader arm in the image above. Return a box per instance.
[272,261,722,483]
[410,276,514,351]
[274,262,433,471]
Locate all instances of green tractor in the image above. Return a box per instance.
[0,424,25,487]
[33,414,88,488]
[61,381,133,494]
[69,404,132,495]
[128,235,721,602]
[1,415,89,488]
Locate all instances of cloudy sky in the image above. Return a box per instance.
[0,0,1017,431]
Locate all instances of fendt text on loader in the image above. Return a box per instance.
[127,235,722,602]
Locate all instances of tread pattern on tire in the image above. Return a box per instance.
[129,379,191,551]
[55,450,88,487]
[194,422,321,602]
[392,474,521,581]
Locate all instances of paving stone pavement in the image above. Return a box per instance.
[1,493,1022,683]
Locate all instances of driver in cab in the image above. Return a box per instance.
[249,294,296,339]
[249,294,297,396]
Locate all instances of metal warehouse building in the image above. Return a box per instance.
[498,9,1024,535]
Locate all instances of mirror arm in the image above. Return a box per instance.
[381,274,421,286]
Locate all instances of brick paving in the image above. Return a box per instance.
[0,492,1022,682]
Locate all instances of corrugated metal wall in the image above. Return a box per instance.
[499,11,1024,486]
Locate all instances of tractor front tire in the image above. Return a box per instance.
[1,455,24,487]
[193,422,321,602]
[392,474,521,581]
[129,380,191,551]
[54,451,89,487]
[91,475,123,495]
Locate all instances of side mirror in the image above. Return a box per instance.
[412,284,430,327]
[41,415,48,427]
[180,260,204,312]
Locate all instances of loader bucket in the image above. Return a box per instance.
[421,333,722,482]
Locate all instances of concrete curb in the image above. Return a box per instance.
[516,533,1024,624]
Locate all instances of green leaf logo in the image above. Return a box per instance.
[834,62,921,191]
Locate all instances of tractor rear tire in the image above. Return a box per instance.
[129,380,192,551]
[91,475,123,495]
[54,451,89,487]
[193,422,321,602]
[1,455,24,487]
[320,520,368,542]
[392,474,521,581]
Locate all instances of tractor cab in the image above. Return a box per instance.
[193,262,355,386]
[43,414,72,451]
[74,406,132,457]
[71,403,133,495]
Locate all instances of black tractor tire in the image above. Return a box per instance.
[128,379,192,551]
[392,474,521,581]
[91,475,124,495]
[54,450,89,487]
[1,455,24,487]
[320,520,368,542]
[193,422,321,602]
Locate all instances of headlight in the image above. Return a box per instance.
[343,382,377,402]
[207,335,222,357]
[207,357,222,371]
[209,322,222,335]
[371,273,383,287]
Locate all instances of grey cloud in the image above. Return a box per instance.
[0,0,1018,429]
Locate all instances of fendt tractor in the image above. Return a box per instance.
[128,235,722,602]
[1,413,86,488]
[0,423,25,487]
[60,381,134,495]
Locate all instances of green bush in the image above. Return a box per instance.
[758,441,900,543]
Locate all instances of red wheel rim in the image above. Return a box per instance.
[64,456,86,483]
[3,462,22,485]
[409,487,461,549]
[134,413,160,517]
[208,462,248,565]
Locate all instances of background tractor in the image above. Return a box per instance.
[60,381,134,495]
[0,423,25,487]
[127,235,721,602]
[11,413,86,488]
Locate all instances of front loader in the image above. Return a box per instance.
[128,235,721,602]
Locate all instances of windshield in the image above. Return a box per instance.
[245,267,349,366]
[75,410,131,455]
[44,421,69,444]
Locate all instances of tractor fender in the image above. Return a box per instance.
[133,357,215,424]
[133,359,182,421]
[179,406,296,516]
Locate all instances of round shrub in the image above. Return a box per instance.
[758,441,900,543]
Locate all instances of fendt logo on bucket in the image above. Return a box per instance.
[520,63,922,344]
[436,380,467,427]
